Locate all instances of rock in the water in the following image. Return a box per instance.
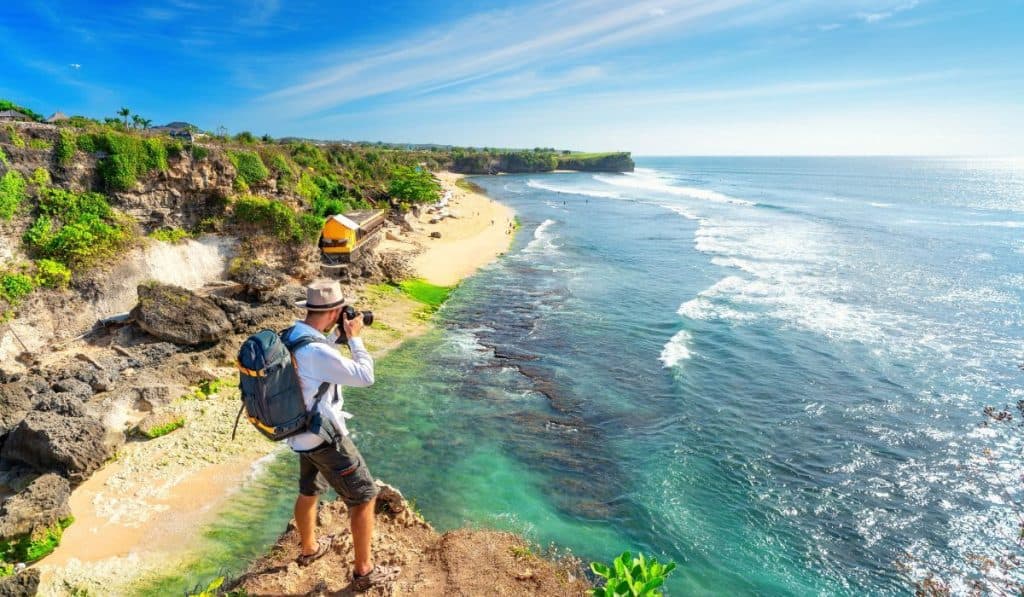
[32,394,85,418]
[130,283,232,345]
[1,411,110,485]
[0,474,71,539]
[0,568,40,596]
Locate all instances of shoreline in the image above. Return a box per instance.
[38,172,515,595]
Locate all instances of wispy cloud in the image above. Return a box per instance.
[858,0,919,23]
[259,0,758,115]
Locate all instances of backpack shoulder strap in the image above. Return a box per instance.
[280,327,332,414]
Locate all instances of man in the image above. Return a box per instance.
[285,279,398,591]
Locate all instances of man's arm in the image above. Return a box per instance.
[309,340,374,387]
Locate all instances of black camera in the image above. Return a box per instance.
[335,305,374,344]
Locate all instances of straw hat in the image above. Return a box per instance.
[295,279,347,311]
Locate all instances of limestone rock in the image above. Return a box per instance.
[0,568,40,596]
[33,394,85,418]
[0,474,71,540]
[136,411,184,438]
[376,252,414,283]
[49,378,92,402]
[1,411,110,485]
[430,231,442,239]
[130,283,232,345]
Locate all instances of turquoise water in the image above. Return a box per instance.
[169,158,1023,595]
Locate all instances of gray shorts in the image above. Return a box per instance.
[297,435,379,506]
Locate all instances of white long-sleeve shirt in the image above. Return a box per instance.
[283,321,374,451]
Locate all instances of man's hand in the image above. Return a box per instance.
[342,309,365,339]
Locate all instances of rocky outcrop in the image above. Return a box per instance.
[229,481,589,596]
[0,474,71,540]
[0,568,40,597]
[557,152,634,172]
[1,411,110,485]
[130,283,232,345]
[111,151,234,230]
[376,251,415,283]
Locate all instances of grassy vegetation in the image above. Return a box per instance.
[0,147,8,167]
[228,150,270,188]
[398,279,453,309]
[28,138,52,150]
[149,227,190,243]
[82,131,173,190]
[55,129,77,165]
[589,551,676,597]
[0,170,26,219]
[389,165,441,205]
[5,125,25,149]
[232,195,321,244]
[188,378,234,401]
[454,177,485,194]
[23,186,132,267]
[142,416,185,439]
[0,516,75,567]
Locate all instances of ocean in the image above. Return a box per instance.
[157,157,1024,595]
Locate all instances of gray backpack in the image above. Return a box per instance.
[232,326,336,443]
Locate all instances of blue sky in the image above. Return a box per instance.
[2,0,1022,155]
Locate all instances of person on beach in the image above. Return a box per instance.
[286,279,398,591]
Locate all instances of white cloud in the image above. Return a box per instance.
[68,63,81,70]
[259,0,757,115]
[858,0,919,23]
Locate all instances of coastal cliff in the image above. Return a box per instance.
[0,107,599,594]
[451,150,634,174]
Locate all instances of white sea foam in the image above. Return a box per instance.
[593,171,756,206]
[868,202,893,208]
[523,219,559,254]
[526,179,620,199]
[659,329,693,368]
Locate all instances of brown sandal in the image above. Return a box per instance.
[296,536,332,567]
[352,564,400,592]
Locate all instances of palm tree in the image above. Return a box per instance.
[118,107,130,127]
[131,115,144,130]
[142,118,152,130]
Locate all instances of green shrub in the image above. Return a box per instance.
[289,142,331,172]
[28,138,52,150]
[389,165,440,204]
[0,170,25,219]
[232,195,319,244]
[189,144,209,160]
[55,130,76,165]
[234,131,256,144]
[296,171,319,201]
[0,273,35,305]
[87,131,170,190]
[0,516,74,564]
[185,576,224,597]
[149,227,190,243]
[35,259,71,289]
[5,126,25,149]
[76,134,98,153]
[227,150,269,186]
[29,168,50,187]
[0,147,8,167]
[23,187,131,267]
[312,196,350,217]
[589,551,676,597]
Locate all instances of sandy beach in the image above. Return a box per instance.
[37,172,514,595]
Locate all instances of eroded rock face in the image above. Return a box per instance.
[130,283,232,345]
[0,568,40,597]
[0,411,110,485]
[0,474,71,540]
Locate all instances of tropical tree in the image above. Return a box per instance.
[142,118,152,129]
[131,115,144,130]
[118,107,130,127]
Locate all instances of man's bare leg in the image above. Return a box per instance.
[295,494,319,555]
[350,497,376,576]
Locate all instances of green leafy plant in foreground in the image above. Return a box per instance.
[589,551,676,597]
[35,259,71,289]
[185,575,223,597]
